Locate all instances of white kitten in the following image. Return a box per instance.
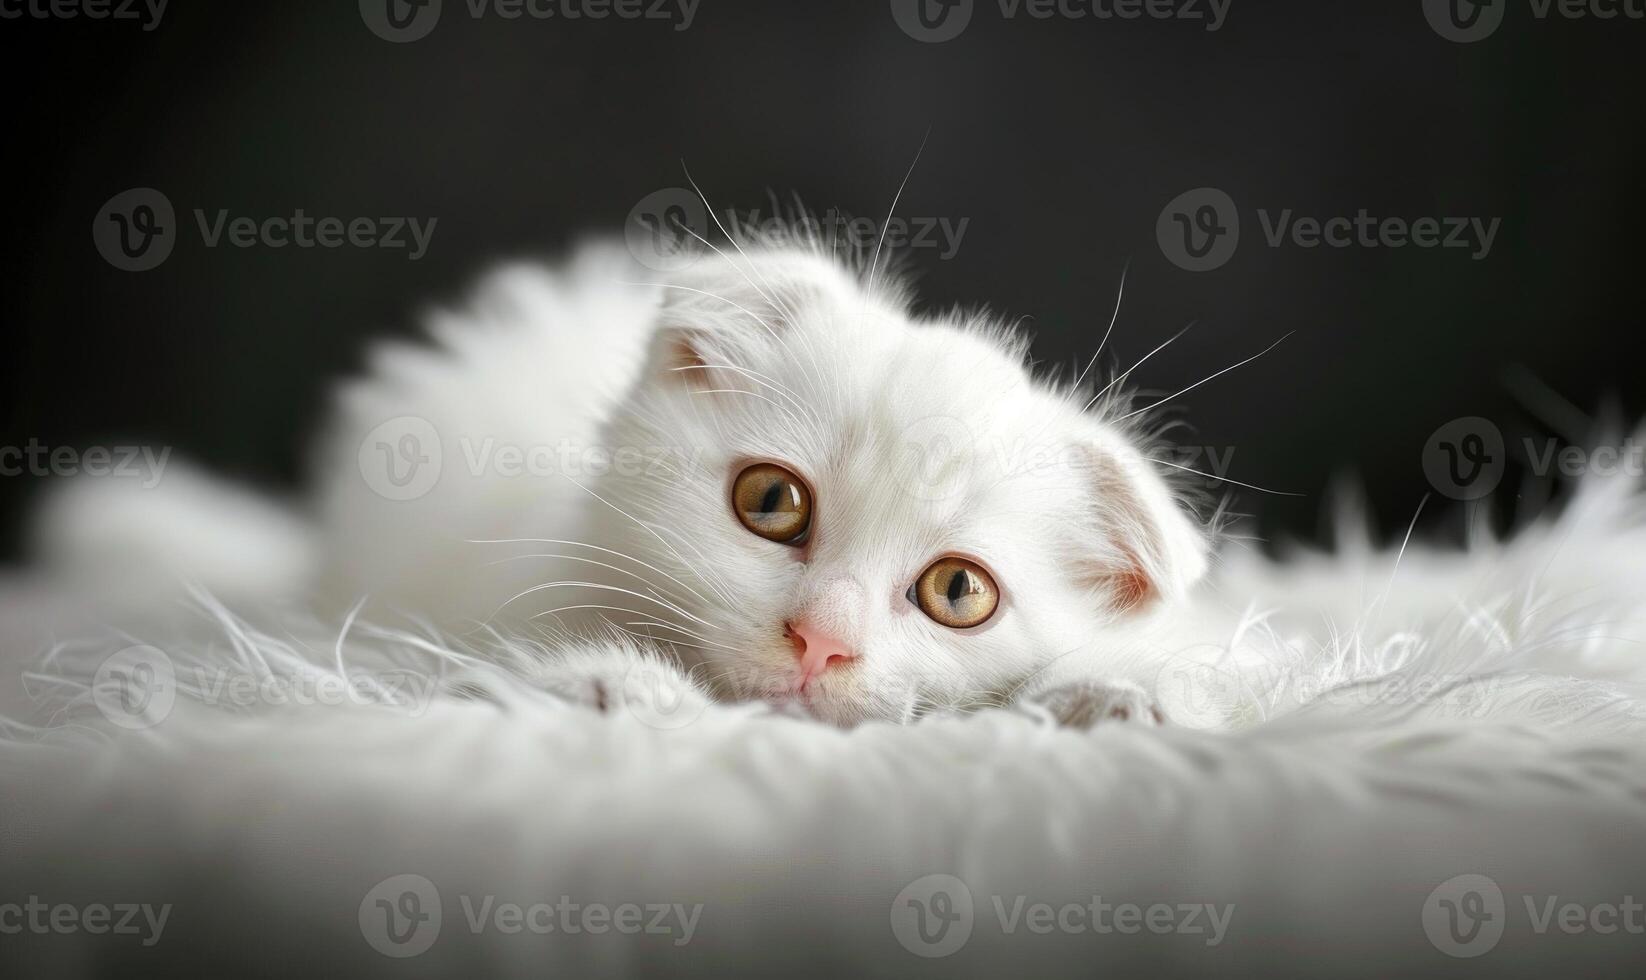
[304,233,1210,726]
[40,232,1212,728]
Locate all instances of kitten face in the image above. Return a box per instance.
[588,247,1207,725]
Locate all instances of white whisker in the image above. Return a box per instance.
[867,127,930,300]
[1147,457,1305,497]
[1115,332,1292,423]
[1071,259,1129,393]
[1084,322,1196,414]
[468,537,717,608]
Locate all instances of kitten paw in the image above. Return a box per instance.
[526,650,711,728]
[535,668,619,713]
[1027,680,1167,730]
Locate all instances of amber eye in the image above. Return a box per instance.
[910,557,1000,629]
[731,463,813,545]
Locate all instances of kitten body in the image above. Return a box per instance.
[40,236,1212,727]
[309,238,1210,725]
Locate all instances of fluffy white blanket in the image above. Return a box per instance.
[3,472,1645,977]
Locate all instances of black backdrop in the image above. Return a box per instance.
[5,0,1645,558]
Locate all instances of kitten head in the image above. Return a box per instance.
[592,244,1208,725]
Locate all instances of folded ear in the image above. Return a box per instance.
[1070,425,1209,613]
[642,254,799,392]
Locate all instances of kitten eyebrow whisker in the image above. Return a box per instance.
[866,127,930,301]
[687,385,807,427]
[627,264,828,405]
[621,279,832,418]
[679,172,834,401]
[619,280,784,335]
[1083,321,1196,414]
[672,362,820,427]
[1071,259,1130,394]
[1114,332,1293,424]
[1146,457,1305,497]
[682,165,803,325]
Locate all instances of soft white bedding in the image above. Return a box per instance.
[3,472,1645,977]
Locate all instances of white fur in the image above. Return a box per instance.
[9,239,1646,976]
[3,476,1646,974]
[50,239,1212,725]
[312,244,662,624]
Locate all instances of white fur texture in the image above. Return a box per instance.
[50,240,1219,726]
[4,477,1646,976]
[7,241,1646,976]
[218,241,1218,726]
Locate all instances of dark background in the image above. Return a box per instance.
[4,0,1644,558]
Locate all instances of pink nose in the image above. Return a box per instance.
[785,621,857,680]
